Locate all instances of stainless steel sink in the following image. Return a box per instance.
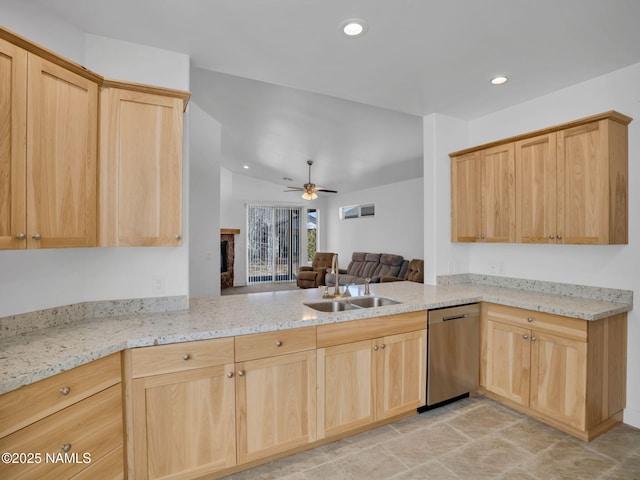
[304,300,357,312]
[347,296,400,308]
[304,296,400,312]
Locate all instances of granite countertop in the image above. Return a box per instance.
[0,278,633,396]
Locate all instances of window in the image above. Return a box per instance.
[246,204,301,284]
[307,208,318,262]
[340,203,375,220]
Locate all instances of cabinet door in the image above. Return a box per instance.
[100,88,183,246]
[26,54,97,248]
[484,320,530,406]
[317,339,375,439]
[0,38,27,250]
[236,350,316,464]
[515,133,557,243]
[131,365,236,480]
[530,331,587,430]
[557,121,608,244]
[481,143,515,242]
[451,152,481,242]
[376,330,426,420]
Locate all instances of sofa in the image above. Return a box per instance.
[380,258,424,283]
[325,252,407,286]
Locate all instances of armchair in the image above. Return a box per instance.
[296,252,336,288]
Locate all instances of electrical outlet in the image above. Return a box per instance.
[152,275,165,295]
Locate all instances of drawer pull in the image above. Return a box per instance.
[61,443,72,453]
[59,386,71,395]
[183,354,191,361]
[275,340,282,347]
[527,317,533,323]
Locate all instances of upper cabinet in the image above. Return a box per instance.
[452,111,632,245]
[0,26,190,250]
[99,82,189,247]
[451,143,515,242]
[0,35,98,250]
[0,38,27,250]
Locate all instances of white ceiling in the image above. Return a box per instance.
[31,0,640,192]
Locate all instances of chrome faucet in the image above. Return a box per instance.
[323,254,350,299]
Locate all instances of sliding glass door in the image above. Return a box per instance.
[247,204,301,284]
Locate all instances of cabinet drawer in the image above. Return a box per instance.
[0,353,121,438]
[317,311,426,348]
[0,384,123,480]
[235,326,316,362]
[483,303,587,341]
[69,444,123,480]
[130,337,234,378]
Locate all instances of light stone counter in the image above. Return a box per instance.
[0,278,632,396]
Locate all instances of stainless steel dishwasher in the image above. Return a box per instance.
[425,303,479,406]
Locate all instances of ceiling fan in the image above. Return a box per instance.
[284,160,338,200]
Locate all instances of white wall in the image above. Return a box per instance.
[189,104,222,297]
[0,10,192,316]
[429,62,640,428]
[325,178,424,265]
[220,169,327,286]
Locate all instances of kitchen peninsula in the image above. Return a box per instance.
[0,275,632,479]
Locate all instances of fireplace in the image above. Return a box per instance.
[220,229,239,289]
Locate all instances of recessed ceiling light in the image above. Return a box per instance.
[491,76,508,85]
[243,165,249,169]
[340,19,368,38]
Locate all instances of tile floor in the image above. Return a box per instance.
[222,395,640,480]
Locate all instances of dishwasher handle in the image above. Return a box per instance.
[442,313,469,322]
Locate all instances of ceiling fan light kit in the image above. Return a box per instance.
[284,160,338,200]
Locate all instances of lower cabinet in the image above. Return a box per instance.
[481,303,626,440]
[235,350,317,464]
[317,312,427,439]
[126,337,236,480]
[0,354,123,480]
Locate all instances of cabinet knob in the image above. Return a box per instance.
[32,233,41,240]
[227,372,234,378]
[16,233,26,240]
[548,234,555,240]
[275,340,282,347]
[475,235,480,240]
[61,443,72,453]
[531,336,537,342]
[557,234,562,240]
[380,344,386,349]
[527,317,533,323]
[183,354,191,361]
[238,370,245,376]
[522,334,528,340]
[480,235,485,239]
[373,345,379,351]
[175,234,182,240]
[59,386,71,395]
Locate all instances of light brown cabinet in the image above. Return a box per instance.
[451,143,515,242]
[453,111,631,245]
[234,327,317,464]
[480,303,626,440]
[127,337,236,480]
[515,115,630,244]
[0,354,123,480]
[0,36,98,250]
[317,312,426,439]
[99,83,189,246]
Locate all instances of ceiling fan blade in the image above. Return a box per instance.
[284,189,304,192]
[316,188,338,193]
